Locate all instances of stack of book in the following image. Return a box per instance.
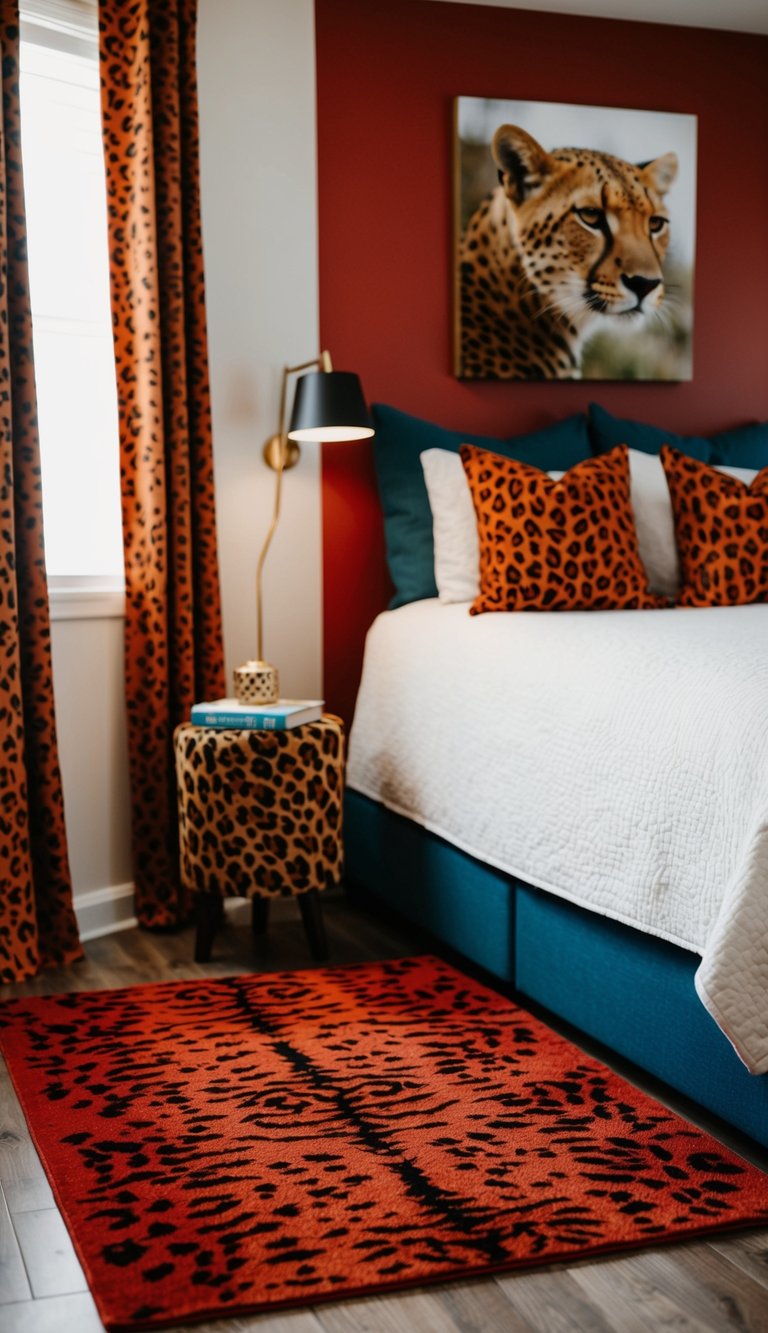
[190,699,324,731]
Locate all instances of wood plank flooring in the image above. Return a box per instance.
[1,890,767,1333]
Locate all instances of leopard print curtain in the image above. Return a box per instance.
[0,2,83,980]
[98,0,226,927]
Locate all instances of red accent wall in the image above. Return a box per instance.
[317,0,768,722]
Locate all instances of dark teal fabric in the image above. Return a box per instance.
[372,404,593,608]
[345,789,515,982]
[589,403,713,462]
[345,790,768,1149]
[589,402,768,470]
[515,886,768,1148]
[709,420,768,469]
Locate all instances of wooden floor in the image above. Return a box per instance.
[1,890,767,1333]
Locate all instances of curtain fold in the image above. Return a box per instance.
[98,0,226,928]
[0,1,82,981]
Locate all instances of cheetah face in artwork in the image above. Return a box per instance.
[493,124,677,326]
[458,122,680,379]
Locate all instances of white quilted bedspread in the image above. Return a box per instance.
[347,600,768,1074]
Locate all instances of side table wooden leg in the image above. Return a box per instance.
[195,893,220,963]
[298,889,328,961]
[251,897,269,936]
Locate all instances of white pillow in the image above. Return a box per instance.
[420,446,757,603]
[420,447,480,603]
[628,449,681,598]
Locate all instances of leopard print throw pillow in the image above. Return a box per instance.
[460,442,666,614]
[660,445,768,607]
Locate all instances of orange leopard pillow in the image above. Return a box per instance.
[660,445,768,607]
[460,442,665,614]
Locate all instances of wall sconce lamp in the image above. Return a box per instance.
[233,350,373,705]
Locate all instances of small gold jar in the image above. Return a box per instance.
[233,660,279,705]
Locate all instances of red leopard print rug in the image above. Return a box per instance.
[1,956,766,1330]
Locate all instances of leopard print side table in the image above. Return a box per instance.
[173,715,344,963]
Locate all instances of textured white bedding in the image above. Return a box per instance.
[347,600,768,1073]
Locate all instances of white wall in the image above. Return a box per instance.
[50,0,322,935]
[50,605,134,938]
[198,0,323,700]
[434,0,768,34]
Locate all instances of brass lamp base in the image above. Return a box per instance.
[233,660,279,705]
[263,434,300,471]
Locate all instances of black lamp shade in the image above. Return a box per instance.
[287,370,374,443]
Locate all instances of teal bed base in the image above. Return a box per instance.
[345,789,768,1150]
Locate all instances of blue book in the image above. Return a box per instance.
[190,698,324,730]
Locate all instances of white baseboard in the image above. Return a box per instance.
[75,885,257,943]
[75,882,137,942]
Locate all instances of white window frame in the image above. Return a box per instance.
[20,0,98,58]
[47,575,126,621]
[21,0,124,623]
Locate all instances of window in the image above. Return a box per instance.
[20,0,123,615]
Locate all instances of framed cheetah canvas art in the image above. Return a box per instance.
[454,96,697,381]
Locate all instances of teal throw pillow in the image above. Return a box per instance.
[708,421,768,469]
[588,403,712,462]
[589,403,768,469]
[372,403,593,608]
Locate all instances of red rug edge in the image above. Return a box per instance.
[75,1219,768,1333]
[2,955,767,1332]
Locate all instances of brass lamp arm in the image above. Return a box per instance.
[255,461,284,664]
[255,351,333,662]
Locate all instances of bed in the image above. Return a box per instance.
[340,403,768,1149]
